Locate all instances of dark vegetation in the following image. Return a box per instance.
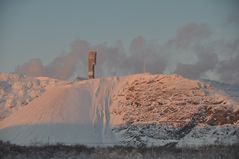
[0,141,239,159]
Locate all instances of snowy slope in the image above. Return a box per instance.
[0,73,238,147]
[0,73,62,119]
[0,76,119,146]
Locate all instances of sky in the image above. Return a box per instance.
[0,0,239,83]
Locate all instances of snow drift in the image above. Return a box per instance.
[0,73,238,147]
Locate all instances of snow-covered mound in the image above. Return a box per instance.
[0,73,238,147]
[0,73,62,119]
[110,74,239,147]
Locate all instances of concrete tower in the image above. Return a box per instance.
[88,50,97,79]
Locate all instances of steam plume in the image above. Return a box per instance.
[15,23,239,84]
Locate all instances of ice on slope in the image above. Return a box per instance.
[0,76,120,145]
[0,73,238,147]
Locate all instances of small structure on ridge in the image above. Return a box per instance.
[88,50,97,79]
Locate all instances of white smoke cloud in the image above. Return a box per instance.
[16,58,44,77]
[15,23,239,84]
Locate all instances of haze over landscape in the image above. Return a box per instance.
[0,1,239,159]
[0,0,239,83]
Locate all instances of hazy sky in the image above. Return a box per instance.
[0,0,239,83]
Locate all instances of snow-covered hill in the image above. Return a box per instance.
[0,73,62,119]
[0,73,238,147]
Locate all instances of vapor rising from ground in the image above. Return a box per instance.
[16,22,239,84]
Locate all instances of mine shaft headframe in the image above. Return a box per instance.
[88,50,97,79]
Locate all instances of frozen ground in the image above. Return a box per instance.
[1,141,238,159]
[0,73,238,147]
